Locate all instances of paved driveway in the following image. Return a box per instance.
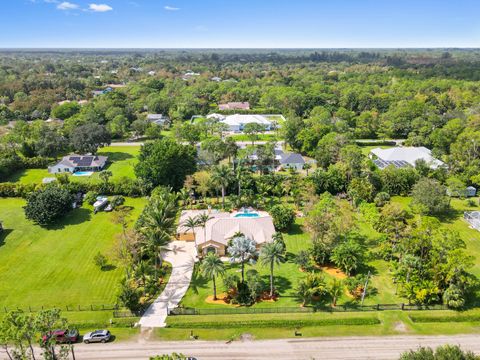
[139,241,196,328]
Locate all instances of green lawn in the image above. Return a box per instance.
[228,133,279,142]
[5,145,141,185]
[0,197,146,309]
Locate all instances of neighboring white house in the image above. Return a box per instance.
[221,114,272,132]
[369,146,444,169]
[147,114,170,126]
[48,155,108,174]
[177,209,275,256]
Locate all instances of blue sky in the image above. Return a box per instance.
[1,0,479,48]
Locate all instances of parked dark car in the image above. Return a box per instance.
[42,329,79,344]
[83,330,111,344]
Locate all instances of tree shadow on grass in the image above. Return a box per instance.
[101,264,117,272]
[189,268,209,295]
[45,208,92,230]
[0,229,13,248]
[433,207,464,224]
[287,222,304,236]
[260,275,292,294]
[97,151,134,162]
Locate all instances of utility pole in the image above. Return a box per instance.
[361,271,371,306]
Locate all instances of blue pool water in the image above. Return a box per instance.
[73,171,94,177]
[234,212,260,218]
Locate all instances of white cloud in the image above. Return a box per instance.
[57,1,79,10]
[164,5,180,11]
[44,0,59,3]
[89,3,113,12]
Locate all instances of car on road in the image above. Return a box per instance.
[42,329,79,344]
[83,330,111,344]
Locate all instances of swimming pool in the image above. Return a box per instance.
[73,171,94,177]
[234,212,260,218]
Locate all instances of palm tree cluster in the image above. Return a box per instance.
[117,187,179,311]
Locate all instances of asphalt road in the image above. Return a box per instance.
[15,335,479,360]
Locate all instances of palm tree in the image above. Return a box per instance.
[182,216,199,247]
[178,188,191,209]
[211,164,232,209]
[296,273,327,307]
[235,164,249,199]
[196,212,213,248]
[200,253,226,300]
[227,235,258,283]
[139,196,178,281]
[260,242,286,297]
[329,279,343,307]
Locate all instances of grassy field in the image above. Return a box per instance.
[0,197,146,309]
[5,145,141,184]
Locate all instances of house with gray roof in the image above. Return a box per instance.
[147,114,170,126]
[48,155,108,174]
[249,149,305,171]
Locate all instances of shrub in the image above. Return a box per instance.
[94,252,108,270]
[399,345,479,360]
[269,204,295,231]
[84,191,99,205]
[374,192,390,207]
[24,185,74,226]
[345,274,369,299]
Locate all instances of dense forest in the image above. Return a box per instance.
[1,49,480,184]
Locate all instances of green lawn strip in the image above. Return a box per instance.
[166,312,379,329]
[228,133,279,142]
[0,197,146,309]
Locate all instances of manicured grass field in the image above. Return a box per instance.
[0,197,146,309]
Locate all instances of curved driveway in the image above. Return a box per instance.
[139,241,196,328]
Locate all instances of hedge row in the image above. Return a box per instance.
[0,178,144,198]
[69,317,139,329]
[167,317,380,329]
[409,314,480,323]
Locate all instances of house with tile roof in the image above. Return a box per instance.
[177,210,275,256]
[218,102,250,111]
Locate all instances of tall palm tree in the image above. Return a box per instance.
[227,235,258,283]
[182,216,199,247]
[260,242,286,297]
[139,196,178,281]
[196,212,213,248]
[235,164,249,199]
[200,252,226,300]
[211,164,232,209]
